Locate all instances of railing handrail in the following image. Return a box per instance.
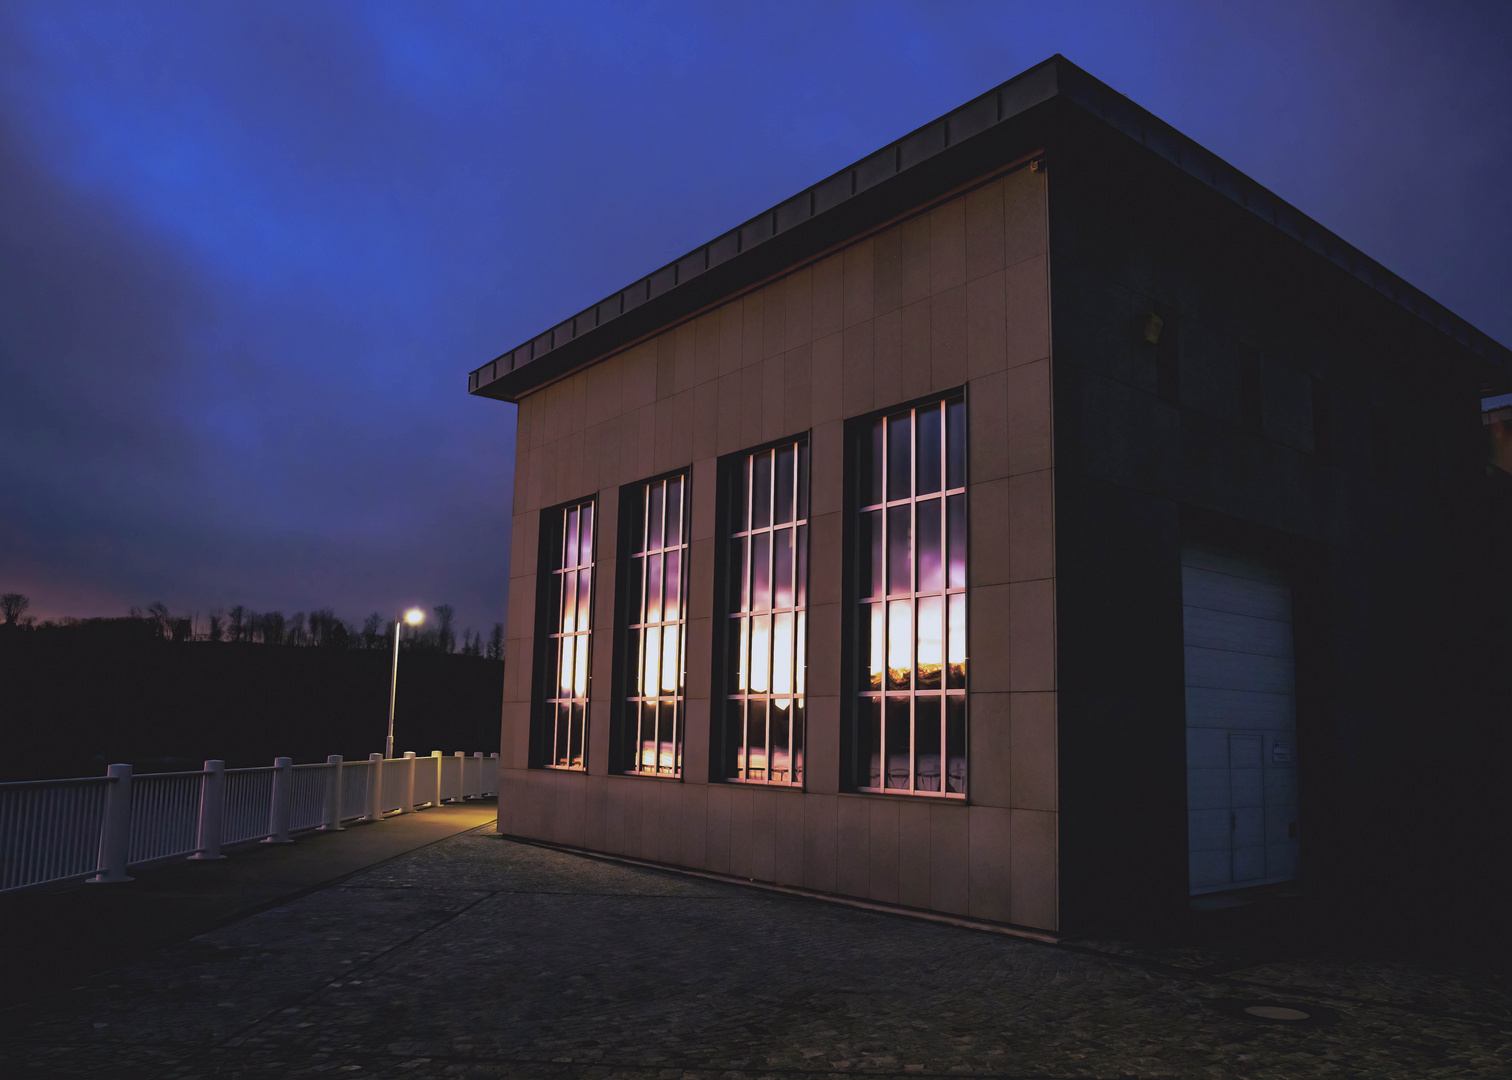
[0,749,499,895]
[0,775,114,791]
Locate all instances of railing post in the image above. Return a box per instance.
[431,750,443,807]
[470,751,483,799]
[489,752,499,796]
[453,750,465,802]
[264,756,294,843]
[365,753,384,821]
[89,764,134,884]
[402,751,416,812]
[321,755,345,831]
[190,760,226,859]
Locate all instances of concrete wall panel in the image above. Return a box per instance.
[898,801,932,909]
[705,783,732,874]
[498,176,1058,933]
[964,179,1006,282]
[930,802,970,915]
[1010,808,1057,930]
[750,786,777,882]
[968,804,1013,922]
[868,799,900,904]
[803,793,839,894]
[776,790,805,886]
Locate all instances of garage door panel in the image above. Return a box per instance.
[1231,768,1263,809]
[1185,687,1296,730]
[1181,566,1293,621]
[1263,769,1299,802]
[1186,729,1230,769]
[1233,844,1266,882]
[1190,849,1231,890]
[1188,809,1231,851]
[1182,606,1294,657]
[1187,768,1231,810]
[1232,805,1264,846]
[1183,544,1300,896]
[1184,646,1296,694]
[1181,545,1289,585]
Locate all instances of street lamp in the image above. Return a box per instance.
[386,608,425,758]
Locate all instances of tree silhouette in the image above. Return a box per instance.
[434,604,456,654]
[488,622,504,662]
[1,593,29,625]
[228,606,246,643]
[145,601,171,640]
[361,612,382,649]
[207,609,225,643]
[308,608,352,648]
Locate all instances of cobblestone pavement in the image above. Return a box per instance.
[2,828,1508,1079]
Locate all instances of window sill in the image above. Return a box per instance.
[850,787,967,801]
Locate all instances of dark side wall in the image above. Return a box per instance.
[1045,113,1511,937]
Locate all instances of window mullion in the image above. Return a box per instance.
[637,487,650,770]
[676,480,687,774]
[909,407,918,793]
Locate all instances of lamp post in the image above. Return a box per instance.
[386,608,425,759]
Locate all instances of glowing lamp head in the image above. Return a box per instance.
[404,609,425,626]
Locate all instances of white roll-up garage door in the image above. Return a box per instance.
[1183,543,1301,895]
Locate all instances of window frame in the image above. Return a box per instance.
[614,469,692,779]
[532,495,598,771]
[714,434,811,787]
[846,391,969,799]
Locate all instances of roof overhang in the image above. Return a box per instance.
[469,54,1510,404]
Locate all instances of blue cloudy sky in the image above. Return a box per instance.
[1,0,1508,637]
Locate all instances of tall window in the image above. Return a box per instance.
[541,500,595,769]
[855,395,967,796]
[621,474,689,776]
[722,439,809,785]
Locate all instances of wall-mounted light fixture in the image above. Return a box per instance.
[1141,313,1164,345]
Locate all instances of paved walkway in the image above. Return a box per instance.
[0,800,499,1006]
[2,825,1508,1079]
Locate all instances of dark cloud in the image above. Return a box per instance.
[0,0,1506,635]
[0,11,516,632]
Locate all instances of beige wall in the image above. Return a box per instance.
[500,164,1058,931]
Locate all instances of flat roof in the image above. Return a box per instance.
[469,54,1510,403]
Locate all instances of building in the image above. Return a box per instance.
[468,56,1511,936]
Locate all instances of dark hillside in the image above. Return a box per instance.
[0,621,503,780]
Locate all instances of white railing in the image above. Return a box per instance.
[0,751,498,893]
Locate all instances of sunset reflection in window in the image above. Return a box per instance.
[856,396,967,796]
[622,475,688,776]
[542,500,594,769]
[722,439,808,785]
